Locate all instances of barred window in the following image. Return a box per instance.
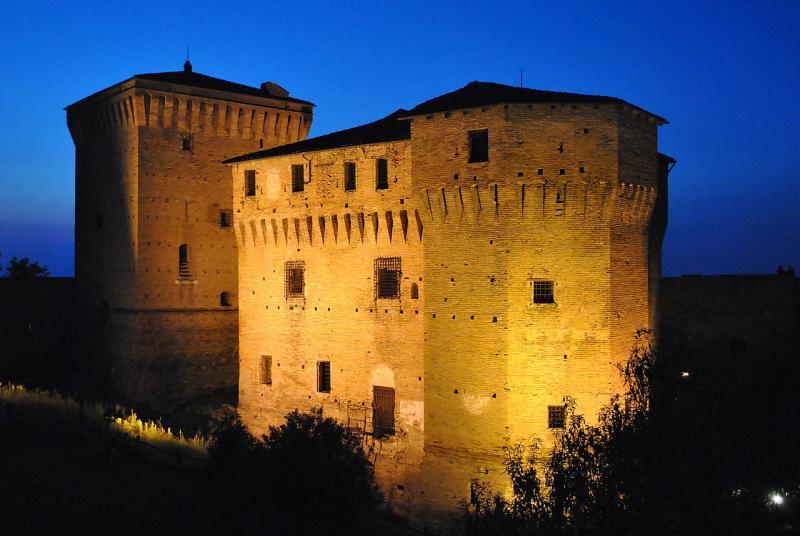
[533,279,554,304]
[376,159,388,190]
[375,257,401,299]
[219,209,233,228]
[291,164,304,193]
[372,386,395,438]
[317,361,331,393]
[284,261,305,299]
[344,162,356,191]
[260,355,272,385]
[245,170,256,196]
[548,405,566,429]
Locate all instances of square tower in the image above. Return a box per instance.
[66,62,313,422]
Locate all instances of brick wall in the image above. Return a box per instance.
[234,101,663,531]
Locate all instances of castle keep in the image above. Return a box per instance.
[225,82,670,528]
[68,69,669,530]
[66,63,313,418]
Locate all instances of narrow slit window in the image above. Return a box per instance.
[344,162,357,191]
[533,279,554,304]
[317,361,331,393]
[376,158,388,190]
[178,244,191,278]
[245,170,256,197]
[220,291,231,307]
[291,164,305,193]
[372,386,395,437]
[468,129,489,163]
[548,405,566,429]
[375,257,401,299]
[261,355,272,385]
[284,260,305,299]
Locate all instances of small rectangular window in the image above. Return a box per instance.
[317,361,331,393]
[375,257,401,299]
[344,162,357,191]
[372,386,395,437]
[181,134,193,151]
[261,355,272,385]
[533,279,554,304]
[219,209,233,228]
[245,170,256,197]
[376,159,388,190]
[548,405,566,429]
[468,129,489,163]
[220,291,232,307]
[284,260,305,299]
[291,164,305,193]
[178,243,191,279]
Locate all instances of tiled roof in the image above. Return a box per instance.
[401,81,666,123]
[224,109,410,163]
[132,70,313,105]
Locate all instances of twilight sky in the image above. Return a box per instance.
[0,0,798,277]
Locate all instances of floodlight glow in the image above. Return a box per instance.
[680,371,690,378]
[769,492,784,506]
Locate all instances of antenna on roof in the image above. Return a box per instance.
[183,45,192,73]
[520,67,523,88]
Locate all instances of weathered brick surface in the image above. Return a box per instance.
[234,101,664,531]
[67,74,312,419]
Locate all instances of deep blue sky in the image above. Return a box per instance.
[1,0,798,276]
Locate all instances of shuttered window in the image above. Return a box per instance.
[372,386,395,437]
[260,355,272,385]
[245,170,256,196]
[317,361,331,393]
[291,164,304,192]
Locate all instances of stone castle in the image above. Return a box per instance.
[67,63,671,530]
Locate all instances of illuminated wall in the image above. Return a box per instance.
[67,72,313,419]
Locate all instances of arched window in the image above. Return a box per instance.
[410,282,419,300]
[220,291,231,307]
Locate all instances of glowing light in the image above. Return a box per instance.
[680,371,690,378]
[769,492,784,506]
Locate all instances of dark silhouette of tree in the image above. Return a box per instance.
[209,407,380,535]
[4,256,49,278]
[465,332,798,536]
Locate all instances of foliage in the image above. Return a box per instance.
[209,407,380,535]
[3,256,49,278]
[465,332,797,536]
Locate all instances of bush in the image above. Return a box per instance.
[209,407,380,535]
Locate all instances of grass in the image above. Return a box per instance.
[0,382,208,461]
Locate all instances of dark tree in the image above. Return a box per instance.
[4,256,49,278]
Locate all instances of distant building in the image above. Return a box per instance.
[65,62,313,420]
[660,273,799,361]
[225,81,671,529]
